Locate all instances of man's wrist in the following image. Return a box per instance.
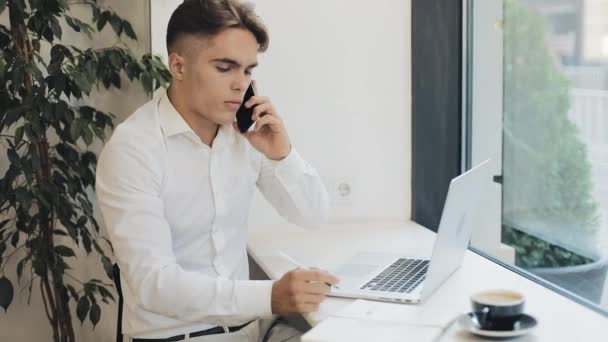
[266,144,292,161]
[270,280,278,314]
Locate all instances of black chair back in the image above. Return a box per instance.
[112,264,124,342]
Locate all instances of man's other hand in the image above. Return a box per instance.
[271,268,340,314]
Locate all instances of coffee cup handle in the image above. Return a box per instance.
[479,306,490,328]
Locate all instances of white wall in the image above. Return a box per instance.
[151,0,412,225]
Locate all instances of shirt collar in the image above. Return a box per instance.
[157,90,236,146]
[158,90,196,138]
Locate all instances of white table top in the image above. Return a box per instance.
[247,221,607,341]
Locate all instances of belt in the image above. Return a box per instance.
[132,321,253,342]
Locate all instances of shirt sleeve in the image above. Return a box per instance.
[96,138,273,325]
[256,147,330,228]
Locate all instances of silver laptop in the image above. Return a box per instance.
[330,159,491,304]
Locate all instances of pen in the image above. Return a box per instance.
[278,251,337,288]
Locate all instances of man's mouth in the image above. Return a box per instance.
[224,100,242,111]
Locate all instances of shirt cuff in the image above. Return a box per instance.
[234,280,274,318]
[266,148,308,185]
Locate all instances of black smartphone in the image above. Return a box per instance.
[235,83,256,133]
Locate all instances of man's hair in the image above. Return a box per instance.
[166,0,269,54]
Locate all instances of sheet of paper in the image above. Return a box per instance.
[333,299,460,328]
[301,316,441,342]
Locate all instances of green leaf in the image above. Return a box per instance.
[101,256,113,280]
[0,276,13,311]
[0,56,5,79]
[89,302,100,327]
[84,282,96,296]
[84,60,96,81]
[53,229,68,236]
[97,11,109,31]
[92,5,99,18]
[82,127,93,146]
[76,296,90,324]
[7,148,21,166]
[65,16,80,32]
[0,219,10,231]
[16,258,26,280]
[28,0,43,10]
[50,44,66,64]
[10,231,19,248]
[66,285,78,302]
[4,106,26,127]
[70,119,83,142]
[49,16,62,40]
[74,73,91,94]
[81,232,91,254]
[92,240,104,255]
[97,285,115,301]
[141,73,152,94]
[109,15,122,36]
[32,39,41,53]
[32,257,46,276]
[15,187,32,211]
[108,50,121,66]
[14,126,24,146]
[50,74,67,96]
[55,245,75,257]
[56,143,79,163]
[123,21,136,40]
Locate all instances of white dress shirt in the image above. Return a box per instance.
[96,90,329,338]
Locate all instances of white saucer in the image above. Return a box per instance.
[458,312,538,338]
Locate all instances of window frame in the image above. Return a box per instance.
[411,0,608,317]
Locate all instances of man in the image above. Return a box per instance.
[95,0,339,341]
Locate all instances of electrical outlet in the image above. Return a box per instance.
[329,176,356,206]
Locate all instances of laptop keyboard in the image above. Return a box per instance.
[360,258,429,293]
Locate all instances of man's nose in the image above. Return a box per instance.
[231,73,250,92]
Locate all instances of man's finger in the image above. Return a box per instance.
[295,303,320,313]
[299,269,340,285]
[245,95,270,108]
[300,281,331,296]
[251,102,272,120]
[253,114,280,132]
[295,293,326,305]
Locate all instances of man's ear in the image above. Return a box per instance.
[168,52,186,81]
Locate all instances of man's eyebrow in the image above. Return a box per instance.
[211,58,258,69]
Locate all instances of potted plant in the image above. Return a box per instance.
[0,1,170,341]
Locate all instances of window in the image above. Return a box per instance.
[467,0,608,314]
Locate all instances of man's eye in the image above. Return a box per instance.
[245,69,253,76]
[216,66,230,72]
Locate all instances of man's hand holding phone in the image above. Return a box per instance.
[233,81,291,161]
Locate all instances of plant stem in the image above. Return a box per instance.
[9,1,75,341]
[41,275,60,341]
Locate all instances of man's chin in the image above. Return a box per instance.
[217,113,237,127]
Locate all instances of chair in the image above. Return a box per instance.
[112,264,124,342]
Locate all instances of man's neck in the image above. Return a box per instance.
[167,85,219,146]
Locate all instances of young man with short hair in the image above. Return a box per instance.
[96,1,339,341]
